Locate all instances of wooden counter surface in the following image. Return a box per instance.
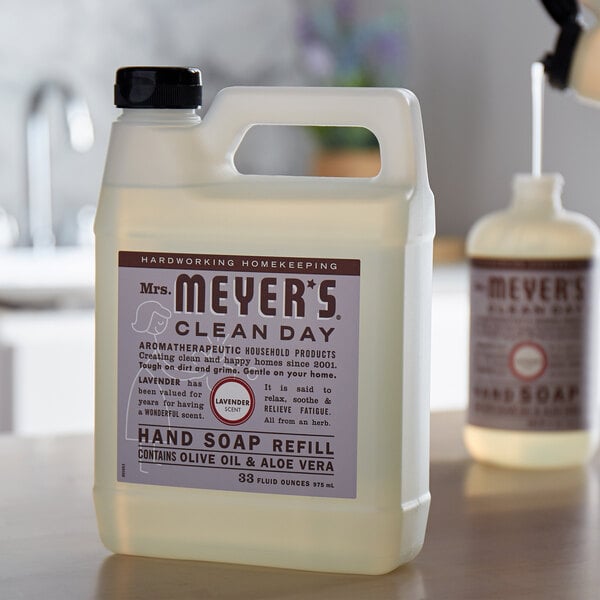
[1,411,598,599]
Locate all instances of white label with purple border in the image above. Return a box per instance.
[117,251,360,498]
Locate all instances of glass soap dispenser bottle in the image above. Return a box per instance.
[465,173,600,468]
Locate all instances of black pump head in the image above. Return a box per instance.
[539,0,582,89]
[540,0,579,26]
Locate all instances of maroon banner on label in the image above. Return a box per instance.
[119,251,360,276]
[471,258,592,271]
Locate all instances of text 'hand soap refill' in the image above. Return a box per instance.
[465,174,600,468]
[93,67,435,574]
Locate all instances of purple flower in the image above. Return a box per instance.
[302,42,336,81]
[296,1,406,85]
[296,0,405,146]
[334,0,357,25]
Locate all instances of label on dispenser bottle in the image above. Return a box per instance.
[116,251,360,498]
[468,258,597,431]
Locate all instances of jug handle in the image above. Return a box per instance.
[201,86,430,190]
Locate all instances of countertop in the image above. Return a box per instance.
[1,411,599,600]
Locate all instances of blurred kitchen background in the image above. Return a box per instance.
[1,0,599,434]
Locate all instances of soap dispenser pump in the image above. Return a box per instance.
[541,0,600,103]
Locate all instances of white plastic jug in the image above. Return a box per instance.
[94,67,435,575]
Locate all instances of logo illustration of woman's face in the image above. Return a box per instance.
[131,301,172,336]
[148,311,169,335]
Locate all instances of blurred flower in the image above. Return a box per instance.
[296,0,406,148]
[302,42,336,80]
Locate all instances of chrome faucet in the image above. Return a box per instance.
[24,81,94,247]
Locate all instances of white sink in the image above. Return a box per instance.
[0,308,94,433]
[0,246,94,307]
[0,246,95,433]
[431,263,469,412]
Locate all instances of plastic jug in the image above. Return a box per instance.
[94,67,434,575]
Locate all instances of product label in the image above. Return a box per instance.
[469,258,596,431]
[117,251,360,498]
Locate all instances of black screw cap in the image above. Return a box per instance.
[114,66,202,109]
